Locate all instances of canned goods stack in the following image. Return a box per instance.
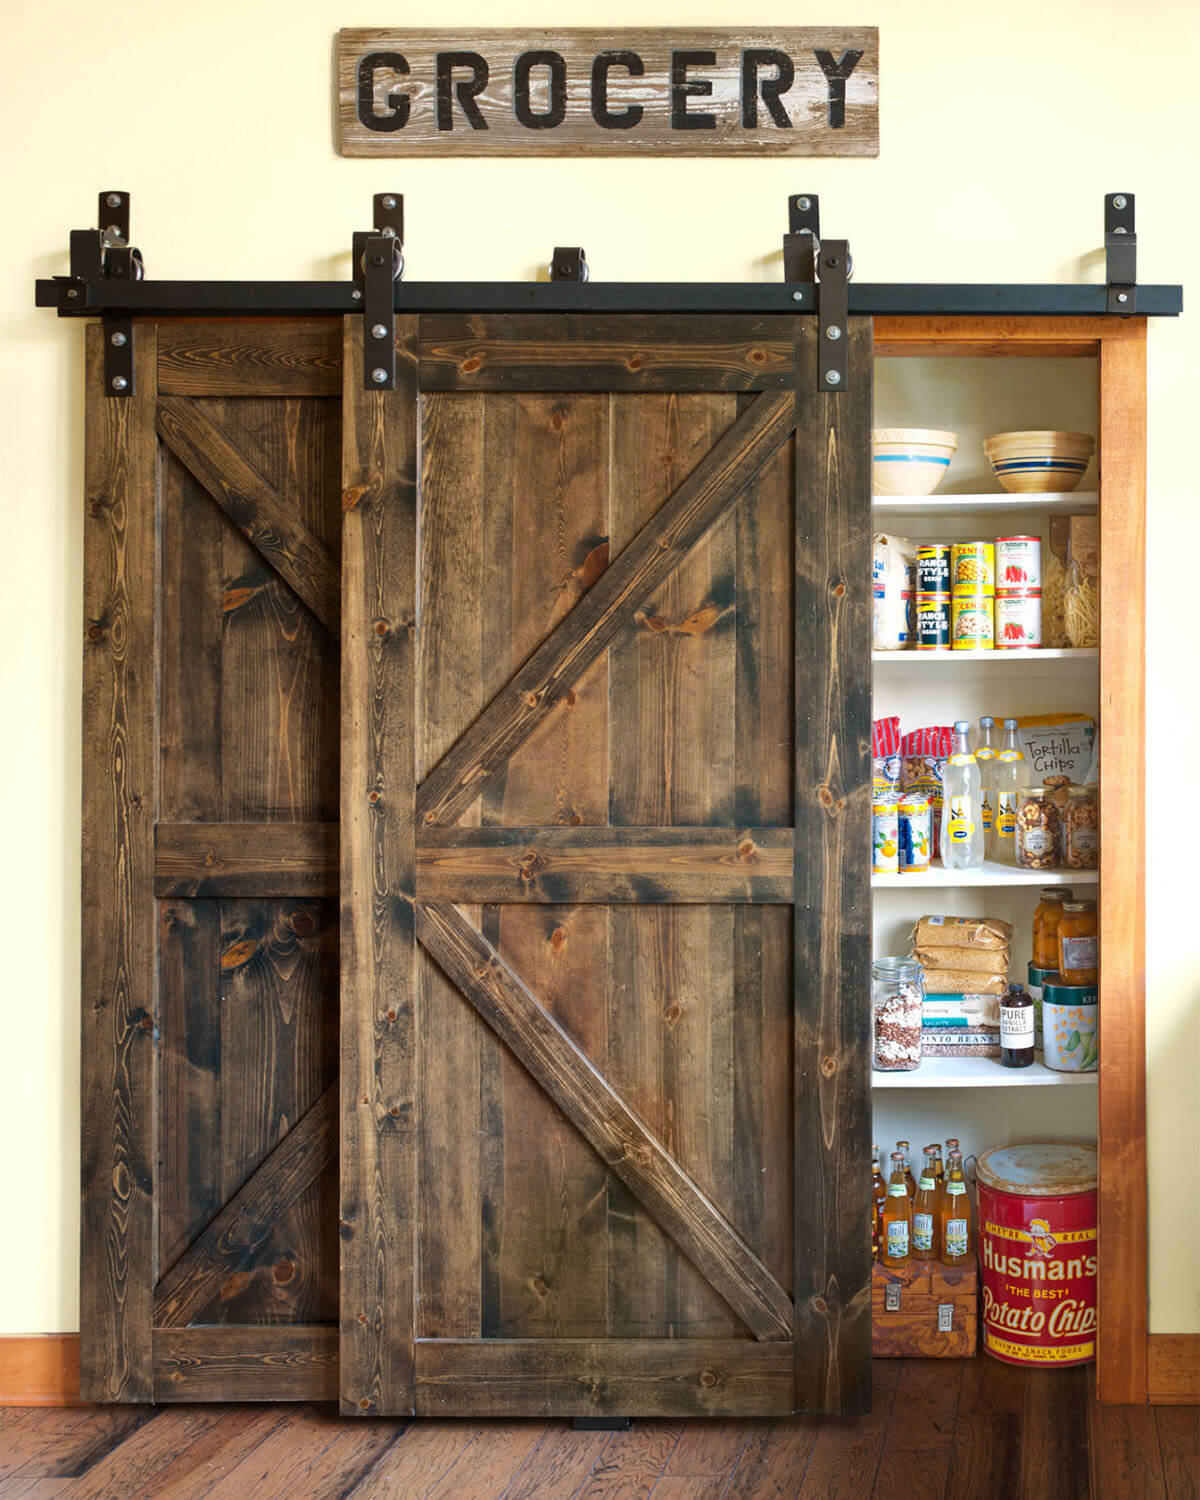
[915,544,951,651]
[995,536,1042,648]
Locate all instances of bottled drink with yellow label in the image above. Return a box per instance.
[941,721,984,870]
[940,1149,973,1266]
[989,717,1026,864]
[976,716,999,846]
[871,1144,886,1259]
[881,1152,912,1268]
[912,1147,941,1261]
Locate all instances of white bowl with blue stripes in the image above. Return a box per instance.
[984,430,1095,494]
[872,428,958,496]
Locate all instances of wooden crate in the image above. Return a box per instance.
[871,1260,978,1358]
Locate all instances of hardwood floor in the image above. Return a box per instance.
[1,1360,1195,1499]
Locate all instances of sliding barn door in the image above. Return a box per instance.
[81,319,344,1402]
[339,313,874,1418]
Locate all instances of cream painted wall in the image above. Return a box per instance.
[1,0,1197,1336]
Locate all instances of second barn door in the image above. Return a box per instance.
[339,312,873,1418]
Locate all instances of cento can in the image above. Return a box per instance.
[951,594,995,650]
[898,797,932,872]
[916,543,952,595]
[995,590,1042,648]
[996,535,1042,591]
[977,1142,1097,1368]
[916,592,951,650]
[872,798,900,875]
[951,541,995,594]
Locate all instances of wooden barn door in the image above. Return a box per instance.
[339,313,874,1418]
[81,319,345,1402]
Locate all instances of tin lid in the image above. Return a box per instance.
[1044,982,1098,1006]
[976,1141,1097,1197]
[1028,962,1061,983]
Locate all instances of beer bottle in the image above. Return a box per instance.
[929,1141,945,1185]
[895,1139,917,1198]
[912,1147,940,1261]
[882,1152,912,1268]
[940,1149,973,1266]
[871,1145,887,1260]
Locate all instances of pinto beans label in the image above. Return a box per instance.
[976,1144,1098,1367]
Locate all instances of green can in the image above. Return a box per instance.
[1042,980,1098,1072]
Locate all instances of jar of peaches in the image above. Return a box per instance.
[1057,900,1098,985]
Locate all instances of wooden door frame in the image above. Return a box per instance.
[876,315,1148,1405]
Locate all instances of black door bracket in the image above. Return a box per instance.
[1105,192,1137,315]
[355,193,405,391]
[783,195,852,392]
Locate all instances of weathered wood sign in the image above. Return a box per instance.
[337,28,878,156]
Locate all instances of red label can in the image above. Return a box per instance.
[976,1142,1097,1367]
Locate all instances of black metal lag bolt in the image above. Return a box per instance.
[355,193,405,390]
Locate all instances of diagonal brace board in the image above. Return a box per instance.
[153,1085,337,1326]
[414,902,794,1343]
[416,389,797,827]
[156,395,341,636]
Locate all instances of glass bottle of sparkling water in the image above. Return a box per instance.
[990,717,1025,864]
[976,716,999,852]
[941,720,984,870]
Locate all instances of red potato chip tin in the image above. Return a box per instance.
[976,1142,1097,1367]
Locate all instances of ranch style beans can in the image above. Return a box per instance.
[951,593,995,650]
[996,535,1042,591]
[952,541,995,594]
[977,1142,1097,1368]
[916,592,952,650]
[916,543,952,595]
[994,590,1042,649]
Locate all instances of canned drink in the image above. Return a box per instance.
[915,592,951,650]
[951,594,995,649]
[995,590,1042,649]
[898,797,932,872]
[952,541,995,594]
[996,535,1042,591]
[915,544,952,595]
[872,798,900,874]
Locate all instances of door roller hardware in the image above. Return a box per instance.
[353,193,405,391]
[56,191,146,395]
[550,247,589,282]
[1105,192,1137,315]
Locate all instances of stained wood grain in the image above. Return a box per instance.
[791,317,873,1415]
[154,1086,336,1326]
[338,28,879,157]
[156,396,340,636]
[873,315,1143,358]
[155,822,338,897]
[412,1340,792,1417]
[152,1327,337,1402]
[157,321,341,396]
[80,322,159,1403]
[420,315,796,391]
[417,388,795,827]
[415,826,793,902]
[339,316,419,1415]
[1149,1334,1200,1404]
[1097,326,1148,1406]
[869,1358,963,1497]
[1155,1406,1200,1500]
[414,902,792,1343]
[0,1335,83,1408]
[1089,1393,1169,1499]
[944,1348,1025,1500]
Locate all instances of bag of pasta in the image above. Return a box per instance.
[1063,514,1099,648]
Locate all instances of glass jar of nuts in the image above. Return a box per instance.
[1015,787,1062,870]
[1062,785,1099,869]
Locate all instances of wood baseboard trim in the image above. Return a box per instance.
[1,1334,84,1407]
[4,1330,1198,1408]
[1148,1333,1200,1405]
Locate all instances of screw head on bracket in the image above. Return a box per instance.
[1117,292,1129,304]
[825,324,842,341]
[1113,194,1128,210]
[792,290,803,302]
[105,193,122,208]
[110,331,127,347]
[824,370,842,386]
[381,195,398,210]
[796,196,812,211]
[370,253,385,267]
[351,288,363,301]
[371,323,389,340]
[111,375,128,392]
[370,367,389,384]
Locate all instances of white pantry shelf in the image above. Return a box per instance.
[872,862,1098,890]
[872,1056,1097,1090]
[872,490,1098,518]
[872,648,1097,666]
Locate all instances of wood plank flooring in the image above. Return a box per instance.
[1,1360,1195,1499]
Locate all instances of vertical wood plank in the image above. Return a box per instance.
[792,317,873,1415]
[1097,325,1148,1406]
[340,316,418,1414]
[80,322,159,1402]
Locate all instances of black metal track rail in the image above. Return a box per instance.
[35,277,1182,318]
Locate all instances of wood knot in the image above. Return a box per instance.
[385,1008,398,1023]
[358,1398,372,1411]
[368,790,380,804]
[817,785,835,808]
[627,354,644,370]
[140,1015,153,1031]
[374,618,390,636]
[700,1369,718,1388]
[289,906,317,936]
[357,1311,368,1324]
[461,357,481,373]
[821,1056,837,1079]
[565,690,577,707]
[833,582,846,598]
[272,1260,295,1284]
[525,691,540,708]
[342,484,367,512]
[389,1105,400,1117]
[221,938,257,970]
[665,1003,682,1026]
[423,811,437,824]
[475,965,488,979]
[550,411,564,431]
[550,926,566,951]
[569,811,583,826]
[663,449,676,465]
[87,623,104,640]
[750,348,766,363]
[532,1275,550,1299]
[737,839,756,861]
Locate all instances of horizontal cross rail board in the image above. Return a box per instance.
[415,826,794,902]
[36,279,1184,318]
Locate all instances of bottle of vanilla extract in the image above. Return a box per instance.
[1000,982,1036,1068]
